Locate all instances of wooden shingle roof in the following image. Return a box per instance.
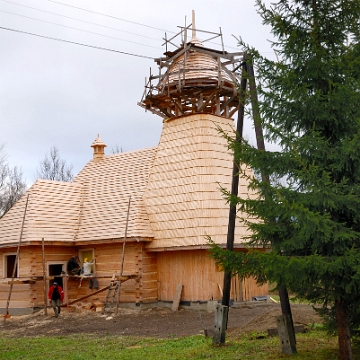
[0,180,83,247]
[73,147,156,243]
[0,148,157,247]
[144,113,258,249]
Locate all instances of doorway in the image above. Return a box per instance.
[48,263,66,288]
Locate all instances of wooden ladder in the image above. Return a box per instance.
[102,275,120,314]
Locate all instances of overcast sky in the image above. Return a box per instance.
[0,0,274,185]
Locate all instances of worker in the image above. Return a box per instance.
[78,258,98,289]
[67,255,81,275]
[48,282,64,318]
[83,258,95,276]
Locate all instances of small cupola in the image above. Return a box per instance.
[91,134,107,161]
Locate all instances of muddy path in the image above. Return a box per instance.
[0,303,320,338]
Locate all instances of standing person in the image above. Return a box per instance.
[79,258,98,289]
[48,282,64,318]
[67,255,81,275]
[83,258,95,276]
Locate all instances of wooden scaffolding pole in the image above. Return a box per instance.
[41,237,48,316]
[3,194,29,321]
[115,195,131,314]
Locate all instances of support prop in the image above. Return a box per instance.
[115,195,131,314]
[213,304,228,344]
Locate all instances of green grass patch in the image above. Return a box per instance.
[0,329,356,359]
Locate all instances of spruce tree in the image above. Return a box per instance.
[210,1,360,358]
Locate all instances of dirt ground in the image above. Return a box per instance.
[0,302,321,338]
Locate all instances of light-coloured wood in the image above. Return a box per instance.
[171,284,183,311]
[140,33,242,119]
[156,249,267,302]
[0,241,158,310]
[4,194,29,321]
[41,238,47,316]
[0,148,157,247]
[0,108,266,309]
[144,114,257,250]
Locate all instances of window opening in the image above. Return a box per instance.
[4,254,17,278]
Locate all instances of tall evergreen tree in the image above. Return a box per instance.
[210,1,360,358]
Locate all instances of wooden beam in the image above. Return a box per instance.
[62,276,136,307]
[41,237,47,316]
[116,196,131,314]
[197,89,218,112]
[171,284,183,312]
[62,285,110,306]
[7,280,36,284]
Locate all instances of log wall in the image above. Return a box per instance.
[1,244,267,312]
[0,242,158,312]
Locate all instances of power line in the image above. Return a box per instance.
[45,0,174,33]
[0,0,160,41]
[0,9,161,49]
[43,0,237,52]
[0,26,155,59]
[39,0,277,56]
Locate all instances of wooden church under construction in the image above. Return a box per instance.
[0,14,268,315]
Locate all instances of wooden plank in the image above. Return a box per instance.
[7,280,36,284]
[171,284,183,312]
[0,300,33,308]
[63,285,110,306]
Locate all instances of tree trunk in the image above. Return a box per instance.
[335,299,352,360]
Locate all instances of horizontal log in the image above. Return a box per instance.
[142,264,157,273]
[0,300,32,308]
[142,279,158,287]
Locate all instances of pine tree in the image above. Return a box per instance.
[210,1,360,358]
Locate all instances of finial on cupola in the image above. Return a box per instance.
[192,10,196,39]
[190,10,202,46]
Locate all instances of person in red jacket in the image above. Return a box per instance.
[48,282,64,318]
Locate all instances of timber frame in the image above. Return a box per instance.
[138,21,244,119]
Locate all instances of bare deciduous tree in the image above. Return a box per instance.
[0,144,27,218]
[111,144,124,154]
[35,146,74,182]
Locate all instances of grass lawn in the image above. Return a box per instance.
[1,327,356,360]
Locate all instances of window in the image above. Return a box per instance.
[4,253,18,278]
